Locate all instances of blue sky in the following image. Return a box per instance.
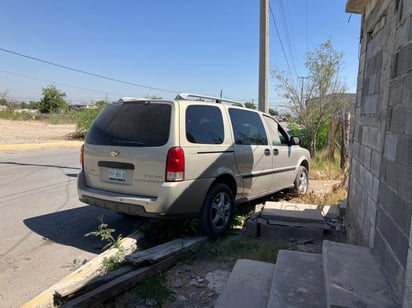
[0,0,361,110]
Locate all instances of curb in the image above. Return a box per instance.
[22,232,144,308]
[0,141,83,152]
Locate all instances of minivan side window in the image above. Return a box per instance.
[263,116,281,145]
[186,105,224,144]
[229,108,268,145]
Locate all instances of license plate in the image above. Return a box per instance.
[108,168,126,182]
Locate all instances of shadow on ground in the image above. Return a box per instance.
[24,206,142,253]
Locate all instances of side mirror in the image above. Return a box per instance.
[290,136,301,145]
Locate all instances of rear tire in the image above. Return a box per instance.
[199,183,234,237]
[293,166,309,194]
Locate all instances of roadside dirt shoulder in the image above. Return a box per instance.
[0,119,76,144]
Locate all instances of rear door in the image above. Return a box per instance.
[229,108,272,198]
[83,100,174,197]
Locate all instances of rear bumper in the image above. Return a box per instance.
[77,171,211,218]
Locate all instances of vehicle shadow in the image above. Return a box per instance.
[23,206,140,253]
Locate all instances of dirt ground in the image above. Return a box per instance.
[0,119,76,144]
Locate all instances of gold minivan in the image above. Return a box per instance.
[77,94,310,236]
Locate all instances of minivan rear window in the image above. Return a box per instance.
[86,102,171,147]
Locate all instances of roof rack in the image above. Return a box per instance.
[175,93,242,105]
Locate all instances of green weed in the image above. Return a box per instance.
[203,236,286,265]
[102,252,123,272]
[84,216,123,250]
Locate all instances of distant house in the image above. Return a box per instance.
[69,104,97,111]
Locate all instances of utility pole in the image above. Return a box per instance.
[298,76,308,105]
[258,0,269,113]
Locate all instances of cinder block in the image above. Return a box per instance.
[375,229,406,296]
[389,77,403,106]
[371,150,381,177]
[362,93,379,114]
[384,133,398,161]
[390,106,407,133]
[376,206,409,266]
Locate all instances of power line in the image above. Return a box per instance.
[0,69,114,96]
[277,0,299,77]
[0,47,180,94]
[268,3,294,78]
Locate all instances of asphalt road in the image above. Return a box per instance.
[0,147,137,307]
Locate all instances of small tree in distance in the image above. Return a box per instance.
[269,108,279,116]
[244,102,256,110]
[273,38,347,159]
[39,85,68,113]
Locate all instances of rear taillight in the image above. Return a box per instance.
[80,144,84,170]
[166,147,185,182]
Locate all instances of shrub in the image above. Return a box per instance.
[75,105,105,137]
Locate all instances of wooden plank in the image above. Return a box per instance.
[126,236,208,266]
[53,231,144,298]
[22,231,144,308]
[56,264,136,300]
[61,256,177,308]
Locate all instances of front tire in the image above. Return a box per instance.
[294,166,309,194]
[199,183,234,237]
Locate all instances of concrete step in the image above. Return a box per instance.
[322,240,399,307]
[214,259,275,308]
[266,250,326,308]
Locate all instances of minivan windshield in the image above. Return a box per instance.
[86,102,171,147]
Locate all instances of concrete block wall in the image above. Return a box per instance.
[346,0,412,305]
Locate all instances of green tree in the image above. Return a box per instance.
[75,101,107,137]
[39,85,68,113]
[269,108,279,116]
[273,39,347,158]
[244,102,256,110]
[28,101,40,110]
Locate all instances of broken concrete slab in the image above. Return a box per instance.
[261,202,325,224]
[321,205,340,219]
[267,250,326,307]
[260,202,330,232]
[214,259,275,308]
[323,240,399,307]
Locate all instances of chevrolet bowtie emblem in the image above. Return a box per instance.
[110,151,120,157]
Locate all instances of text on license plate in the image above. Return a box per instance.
[108,168,126,181]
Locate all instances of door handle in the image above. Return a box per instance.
[264,149,271,156]
[273,149,279,156]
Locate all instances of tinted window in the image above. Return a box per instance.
[229,108,268,145]
[263,116,281,145]
[86,102,171,147]
[186,105,224,144]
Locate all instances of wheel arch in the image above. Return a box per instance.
[210,174,237,198]
[300,159,310,172]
